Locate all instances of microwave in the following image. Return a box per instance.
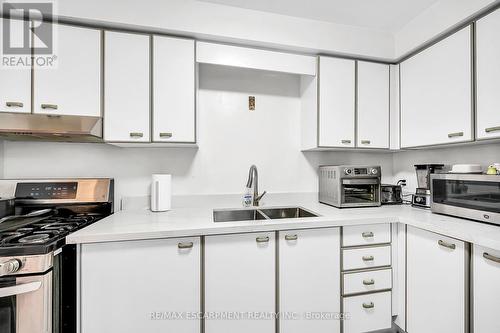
[431,173,500,225]
[319,165,381,208]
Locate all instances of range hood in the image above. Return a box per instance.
[0,113,103,143]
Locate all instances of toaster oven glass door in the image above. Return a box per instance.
[432,179,500,213]
[341,179,379,205]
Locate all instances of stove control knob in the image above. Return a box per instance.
[344,168,352,175]
[415,197,423,203]
[370,168,378,175]
[0,259,22,277]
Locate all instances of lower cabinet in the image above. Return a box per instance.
[204,232,276,333]
[473,244,500,332]
[406,226,467,333]
[279,228,341,333]
[80,237,201,333]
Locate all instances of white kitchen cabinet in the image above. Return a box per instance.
[318,56,356,148]
[80,237,200,333]
[473,245,500,332]
[406,226,467,333]
[400,26,472,148]
[0,18,31,114]
[279,228,340,333]
[343,291,392,333]
[205,232,275,333]
[357,61,390,149]
[476,9,500,140]
[34,24,101,117]
[104,31,150,142]
[153,36,195,143]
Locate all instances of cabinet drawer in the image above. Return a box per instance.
[343,291,392,333]
[342,245,391,271]
[343,268,392,295]
[342,224,391,247]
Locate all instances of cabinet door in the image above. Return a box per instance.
[104,31,150,142]
[279,228,340,333]
[400,26,472,148]
[318,56,355,147]
[476,9,500,140]
[473,245,500,332]
[153,36,195,142]
[205,232,275,333]
[406,226,467,333]
[81,237,200,333]
[357,62,389,149]
[0,18,31,113]
[34,24,101,117]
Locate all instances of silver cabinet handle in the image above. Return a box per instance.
[6,101,23,107]
[41,104,58,110]
[341,139,352,144]
[361,140,371,145]
[362,302,374,309]
[363,279,375,286]
[362,231,374,238]
[178,242,194,249]
[438,240,456,250]
[256,236,270,243]
[129,132,144,138]
[483,252,500,264]
[285,234,298,241]
[159,132,172,138]
[362,255,374,261]
[485,126,500,133]
[448,132,464,138]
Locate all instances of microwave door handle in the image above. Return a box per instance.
[0,281,42,298]
[342,179,379,185]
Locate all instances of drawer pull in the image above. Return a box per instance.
[362,302,374,309]
[341,139,351,144]
[363,279,375,286]
[256,236,270,243]
[438,240,456,250]
[129,132,144,138]
[362,255,374,261]
[361,140,371,145]
[285,234,298,241]
[41,104,58,110]
[178,242,194,249]
[159,132,173,138]
[485,126,500,133]
[362,231,374,238]
[483,252,500,264]
[6,101,23,107]
[448,132,464,138]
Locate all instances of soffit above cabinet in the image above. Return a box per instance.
[196,42,317,76]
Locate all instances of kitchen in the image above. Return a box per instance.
[1,0,500,333]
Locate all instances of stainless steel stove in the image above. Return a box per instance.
[0,178,113,333]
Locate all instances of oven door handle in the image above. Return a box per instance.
[342,179,379,185]
[0,281,42,298]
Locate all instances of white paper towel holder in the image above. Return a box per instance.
[151,174,171,212]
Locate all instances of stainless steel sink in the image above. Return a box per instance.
[213,206,319,222]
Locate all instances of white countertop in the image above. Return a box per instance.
[67,193,500,250]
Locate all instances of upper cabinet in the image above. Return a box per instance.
[400,26,473,148]
[357,61,390,149]
[476,9,500,140]
[318,57,356,148]
[34,24,101,117]
[153,36,195,143]
[0,18,32,114]
[104,31,151,142]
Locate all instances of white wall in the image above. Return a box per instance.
[1,65,394,203]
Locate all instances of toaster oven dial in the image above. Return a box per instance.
[370,168,378,175]
[344,168,352,175]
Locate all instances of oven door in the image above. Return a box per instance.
[341,178,381,207]
[0,272,52,333]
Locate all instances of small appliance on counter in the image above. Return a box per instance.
[319,165,381,208]
[381,180,406,205]
[151,174,172,212]
[412,164,445,208]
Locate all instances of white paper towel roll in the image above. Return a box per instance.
[151,174,171,212]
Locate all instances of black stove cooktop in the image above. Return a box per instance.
[0,213,104,256]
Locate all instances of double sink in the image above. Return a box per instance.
[213,206,319,223]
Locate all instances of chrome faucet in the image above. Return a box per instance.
[246,165,267,206]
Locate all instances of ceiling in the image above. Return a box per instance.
[197,0,441,32]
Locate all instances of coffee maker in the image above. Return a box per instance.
[412,164,444,208]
